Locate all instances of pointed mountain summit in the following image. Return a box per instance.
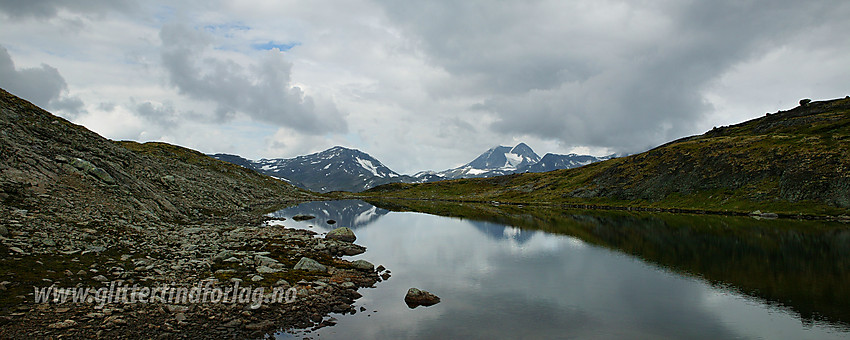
[211,146,408,193]
[213,142,612,191]
[466,143,541,170]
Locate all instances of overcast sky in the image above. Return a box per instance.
[1,1,848,173]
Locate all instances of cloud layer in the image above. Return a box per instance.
[0,46,83,114]
[0,1,848,172]
[159,24,346,133]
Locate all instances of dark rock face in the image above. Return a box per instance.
[404,288,441,308]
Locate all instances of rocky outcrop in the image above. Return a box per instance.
[325,227,356,242]
[404,288,440,308]
[294,257,328,272]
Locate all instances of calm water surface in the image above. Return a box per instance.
[268,200,850,339]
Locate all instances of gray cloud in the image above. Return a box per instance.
[135,101,180,129]
[0,0,135,20]
[376,0,850,153]
[159,24,347,134]
[0,45,84,115]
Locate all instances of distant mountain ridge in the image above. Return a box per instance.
[213,146,406,193]
[211,143,611,193]
[363,97,850,216]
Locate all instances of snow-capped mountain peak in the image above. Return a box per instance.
[212,142,615,192]
[211,146,406,193]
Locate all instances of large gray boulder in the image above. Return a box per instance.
[350,259,374,271]
[293,257,327,272]
[326,227,356,242]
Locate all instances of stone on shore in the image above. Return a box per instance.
[350,259,374,271]
[293,257,327,272]
[325,227,356,242]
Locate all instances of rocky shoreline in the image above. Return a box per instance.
[0,89,389,338]
[0,208,385,339]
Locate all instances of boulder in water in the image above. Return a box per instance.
[404,288,440,308]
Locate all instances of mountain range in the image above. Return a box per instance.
[211,143,612,193]
[364,97,850,216]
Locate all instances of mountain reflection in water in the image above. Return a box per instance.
[271,199,850,339]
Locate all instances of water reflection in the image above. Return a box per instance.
[272,199,850,339]
[267,200,389,231]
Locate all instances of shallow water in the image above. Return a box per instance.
[269,200,850,339]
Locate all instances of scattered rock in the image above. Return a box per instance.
[223,319,242,328]
[245,320,275,331]
[175,313,187,323]
[213,249,233,262]
[164,305,186,314]
[92,275,109,282]
[350,259,374,271]
[85,245,106,253]
[8,246,24,254]
[327,219,336,224]
[256,265,281,274]
[404,288,440,308]
[255,255,283,268]
[293,257,327,273]
[325,227,356,242]
[69,158,116,184]
[0,225,8,237]
[47,319,77,329]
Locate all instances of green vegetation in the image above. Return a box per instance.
[117,141,301,193]
[362,98,850,217]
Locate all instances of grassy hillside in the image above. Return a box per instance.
[363,97,850,217]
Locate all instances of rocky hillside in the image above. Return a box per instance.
[365,97,850,216]
[0,90,393,338]
[0,88,316,227]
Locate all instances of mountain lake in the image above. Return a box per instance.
[266,199,850,339]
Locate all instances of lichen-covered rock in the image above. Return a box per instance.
[325,227,356,242]
[293,257,327,272]
[351,259,374,271]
